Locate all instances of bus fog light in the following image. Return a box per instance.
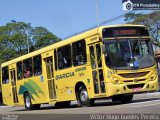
[111,77,119,84]
[146,84,149,88]
[149,76,155,81]
[114,80,119,84]
[123,86,126,91]
[149,72,157,81]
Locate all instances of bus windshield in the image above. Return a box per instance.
[104,39,155,69]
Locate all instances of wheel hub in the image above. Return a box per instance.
[80,90,88,102]
[26,96,30,108]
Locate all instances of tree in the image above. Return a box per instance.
[0,22,60,85]
[31,26,60,50]
[124,11,160,46]
[0,23,27,61]
[0,22,60,63]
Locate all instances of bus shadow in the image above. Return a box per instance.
[12,97,160,112]
[12,104,79,112]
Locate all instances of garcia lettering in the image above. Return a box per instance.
[56,72,75,80]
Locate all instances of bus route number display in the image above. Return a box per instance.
[102,27,149,38]
[113,29,138,36]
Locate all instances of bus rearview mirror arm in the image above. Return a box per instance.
[102,44,106,54]
[102,39,106,54]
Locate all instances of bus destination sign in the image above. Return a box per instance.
[113,29,139,36]
[102,26,149,38]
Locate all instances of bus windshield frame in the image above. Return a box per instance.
[102,26,155,70]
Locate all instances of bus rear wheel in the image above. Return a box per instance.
[77,86,94,107]
[24,93,40,110]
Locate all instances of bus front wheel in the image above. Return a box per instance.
[77,86,94,107]
[24,93,40,110]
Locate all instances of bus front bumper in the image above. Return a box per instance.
[106,78,159,97]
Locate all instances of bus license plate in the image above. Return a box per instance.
[133,88,141,92]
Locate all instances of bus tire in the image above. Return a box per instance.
[55,101,71,108]
[77,86,94,107]
[120,94,133,104]
[24,93,40,110]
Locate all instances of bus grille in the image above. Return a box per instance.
[118,71,149,78]
[127,83,145,89]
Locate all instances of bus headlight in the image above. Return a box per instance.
[111,77,122,84]
[114,80,119,84]
[149,72,157,81]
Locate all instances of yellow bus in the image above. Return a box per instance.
[1,24,159,110]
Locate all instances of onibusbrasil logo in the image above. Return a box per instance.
[123,0,133,10]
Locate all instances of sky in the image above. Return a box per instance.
[0,0,152,39]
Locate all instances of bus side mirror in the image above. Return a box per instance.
[155,50,160,60]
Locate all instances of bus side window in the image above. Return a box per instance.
[33,55,42,76]
[2,66,9,84]
[23,58,33,78]
[17,62,23,80]
[57,45,72,70]
[73,40,87,66]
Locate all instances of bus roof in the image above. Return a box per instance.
[1,24,146,67]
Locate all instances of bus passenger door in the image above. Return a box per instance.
[44,57,56,100]
[1,67,13,105]
[89,43,106,95]
[10,69,19,104]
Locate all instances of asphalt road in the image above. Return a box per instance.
[0,92,160,120]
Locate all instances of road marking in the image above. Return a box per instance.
[136,92,160,95]
[93,99,160,112]
[135,92,160,97]
[91,100,160,113]
[131,102,160,107]
[0,106,12,108]
[130,99,160,105]
[78,99,160,113]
